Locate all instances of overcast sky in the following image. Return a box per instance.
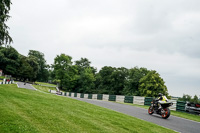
[8,0,200,97]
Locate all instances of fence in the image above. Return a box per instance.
[103,94,109,101]
[144,97,154,106]
[0,81,14,84]
[116,95,125,103]
[50,90,195,112]
[133,96,145,105]
[124,96,134,103]
[169,100,177,111]
[97,94,103,100]
[109,95,116,101]
[176,101,186,112]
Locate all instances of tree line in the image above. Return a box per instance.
[0,46,169,97]
[178,94,200,104]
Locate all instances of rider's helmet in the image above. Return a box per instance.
[158,93,163,97]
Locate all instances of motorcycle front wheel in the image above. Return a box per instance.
[161,108,170,119]
[148,106,154,115]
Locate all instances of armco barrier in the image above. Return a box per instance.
[0,81,13,85]
[84,94,88,99]
[169,100,177,111]
[144,97,154,106]
[97,94,103,100]
[103,94,109,101]
[92,94,97,99]
[80,93,84,98]
[176,101,186,112]
[116,95,125,103]
[77,93,81,98]
[133,96,145,105]
[88,94,92,99]
[49,90,57,94]
[124,96,133,103]
[49,90,180,113]
[109,95,116,101]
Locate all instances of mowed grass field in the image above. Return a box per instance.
[35,82,57,87]
[32,85,57,93]
[0,84,175,133]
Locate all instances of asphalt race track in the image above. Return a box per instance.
[17,82,36,90]
[72,97,200,133]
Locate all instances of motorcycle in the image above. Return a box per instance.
[148,99,173,119]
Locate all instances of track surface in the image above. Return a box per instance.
[17,82,36,90]
[72,97,200,133]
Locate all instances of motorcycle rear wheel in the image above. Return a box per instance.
[161,108,170,119]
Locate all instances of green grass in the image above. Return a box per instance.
[0,84,176,133]
[35,82,56,87]
[0,76,5,79]
[121,102,200,122]
[32,85,57,93]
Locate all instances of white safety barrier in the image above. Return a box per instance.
[0,81,13,85]
[116,95,125,103]
[92,94,98,99]
[49,90,57,94]
[169,100,177,111]
[65,92,68,96]
[103,94,109,101]
[133,96,145,105]
[71,93,74,97]
[84,94,88,99]
[77,93,81,98]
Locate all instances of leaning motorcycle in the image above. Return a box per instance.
[148,99,173,119]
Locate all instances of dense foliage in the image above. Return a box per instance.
[0,46,169,97]
[0,0,12,46]
[178,94,200,103]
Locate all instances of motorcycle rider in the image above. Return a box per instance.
[157,93,168,110]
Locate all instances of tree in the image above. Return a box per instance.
[75,58,96,93]
[123,67,149,96]
[110,67,128,95]
[192,95,199,103]
[53,54,78,90]
[16,55,39,81]
[17,55,33,81]
[77,67,95,93]
[96,66,115,94]
[138,70,168,97]
[75,57,96,74]
[0,46,19,77]
[27,55,39,81]
[28,50,49,82]
[0,0,13,46]
[179,94,199,103]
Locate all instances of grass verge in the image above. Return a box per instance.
[35,82,56,87]
[121,102,200,122]
[33,85,57,93]
[0,84,175,133]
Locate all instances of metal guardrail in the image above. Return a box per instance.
[48,90,200,114]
